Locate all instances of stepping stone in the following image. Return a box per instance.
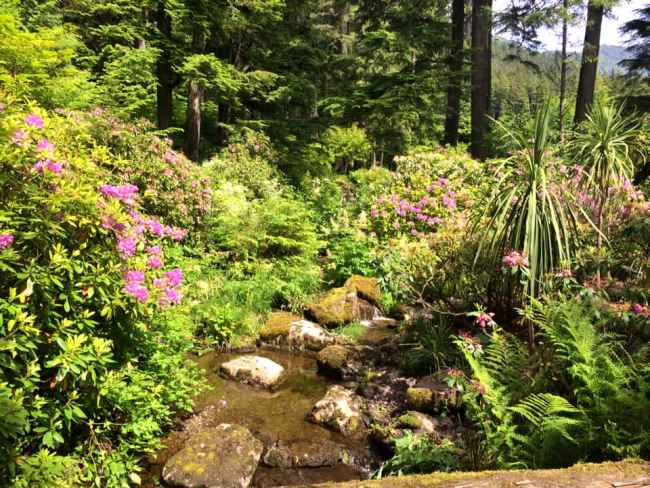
[309,385,363,436]
[220,355,285,389]
[163,424,263,488]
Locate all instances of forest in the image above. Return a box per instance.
[1,0,650,487]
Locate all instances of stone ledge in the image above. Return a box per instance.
[298,460,650,488]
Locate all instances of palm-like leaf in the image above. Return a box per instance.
[474,102,578,297]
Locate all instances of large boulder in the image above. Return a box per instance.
[220,356,285,389]
[162,424,263,488]
[308,288,378,328]
[344,275,382,305]
[288,320,336,351]
[259,311,303,340]
[309,385,363,436]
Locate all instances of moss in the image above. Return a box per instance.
[406,387,434,412]
[317,345,349,370]
[260,311,302,339]
[345,275,382,305]
[303,460,650,487]
[308,287,358,327]
[398,412,423,430]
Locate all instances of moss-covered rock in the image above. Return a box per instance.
[259,311,303,340]
[405,387,435,413]
[345,275,382,305]
[397,411,437,434]
[317,345,351,378]
[288,320,336,351]
[162,424,263,488]
[308,287,360,327]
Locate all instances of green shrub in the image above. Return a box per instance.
[0,105,201,486]
[377,433,459,477]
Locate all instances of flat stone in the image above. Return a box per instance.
[371,316,399,328]
[288,320,336,351]
[163,424,263,488]
[220,356,285,388]
[309,385,363,436]
[262,439,348,468]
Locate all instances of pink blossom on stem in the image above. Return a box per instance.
[25,114,44,129]
[0,234,15,249]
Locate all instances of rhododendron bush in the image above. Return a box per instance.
[0,105,202,485]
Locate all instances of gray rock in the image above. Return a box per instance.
[309,385,363,436]
[163,424,263,488]
[288,320,336,351]
[220,356,285,388]
[262,439,347,468]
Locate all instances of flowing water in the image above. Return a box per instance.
[147,348,381,487]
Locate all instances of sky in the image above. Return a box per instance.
[494,0,647,50]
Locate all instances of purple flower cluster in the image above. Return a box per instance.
[368,176,461,239]
[123,270,149,303]
[33,159,63,174]
[631,303,646,315]
[0,234,15,249]
[100,184,140,206]
[25,114,44,129]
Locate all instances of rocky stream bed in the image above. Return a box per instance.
[144,277,461,488]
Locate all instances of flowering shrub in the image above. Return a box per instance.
[0,105,200,486]
[58,108,213,239]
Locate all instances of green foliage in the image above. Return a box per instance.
[475,103,579,297]
[0,105,202,486]
[402,317,459,375]
[378,433,459,477]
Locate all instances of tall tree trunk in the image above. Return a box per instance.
[185,80,204,161]
[156,1,173,130]
[574,0,603,125]
[444,0,465,146]
[471,0,492,160]
[559,0,568,140]
[184,16,206,161]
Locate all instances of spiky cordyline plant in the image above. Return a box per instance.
[474,102,578,298]
[569,102,642,286]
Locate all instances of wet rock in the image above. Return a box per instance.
[309,385,363,436]
[259,312,303,340]
[406,373,462,414]
[308,287,360,327]
[262,439,348,468]
[317,345,351,379]
[344,275,382,305]
[288,320,336,351]
[162,424,263,488]
[220,356,285,389]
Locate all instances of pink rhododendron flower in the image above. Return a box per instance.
[165,268,183,286]
[147,245,162,255]
[11,130,27,144]
[153,278,167,288]
[36,139,55,153]
[117,236,137,258]
[441,195,456,209]
[147,256,163,269]
[46,161,62,173]
[370,209,379,218]
[474,312,495,330]
[170,227,187,241]
[163,287,181,305]
[123,283,149,303]
[502,250,529,269]
[124,270,145,285]
[0,234,15,249]
[25,114,44,129]
[100,184,139,204]
[146,219,164,236]
[631,304,645,314]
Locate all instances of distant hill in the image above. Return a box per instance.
[598,45,627,74]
